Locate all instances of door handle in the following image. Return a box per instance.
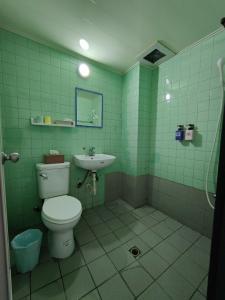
[1,152,20,164]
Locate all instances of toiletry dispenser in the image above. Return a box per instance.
[175,125,185,141]
[184,124,195,141]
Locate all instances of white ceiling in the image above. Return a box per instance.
[0,0,224,72]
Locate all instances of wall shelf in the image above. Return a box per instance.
[31,118,75,128]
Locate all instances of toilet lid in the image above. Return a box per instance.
[42,195,82,223]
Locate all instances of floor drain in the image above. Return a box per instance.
[129,246,141,258]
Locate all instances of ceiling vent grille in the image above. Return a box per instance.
[139,41,175,66]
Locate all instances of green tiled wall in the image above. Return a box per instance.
[0,29,122,232]
[121,64,140,175]
[149,30,225,192]
[121,64,154,176]
[1,26,224,232]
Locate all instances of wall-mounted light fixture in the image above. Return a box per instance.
[78,63,90,78]
[79,39,89,51]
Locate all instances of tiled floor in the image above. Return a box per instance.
[12,199,210,300]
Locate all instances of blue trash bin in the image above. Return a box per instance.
[11,229,43,273]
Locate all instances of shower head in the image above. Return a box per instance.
[217,57,225,86]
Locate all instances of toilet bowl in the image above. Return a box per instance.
[41,195,82,258]
[36,162,82,259]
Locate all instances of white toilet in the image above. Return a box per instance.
[36,162,82,259]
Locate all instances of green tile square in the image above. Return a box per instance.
[114,227,135,243]
[139,228,162,248]
[75,228,96,246]
[97,232,121,252]
[108,245,135,271]
[192,291,205,300]
[198,276,208,296]
[59,250,85,276]
[139,250,169,279]
[128,221,148,235]
[121,264,153,296]
[163,218,182,231]
[157,267,195,300]
[154,241,180,264]
[81,240,105,263]
[31,260,60,292]
[12,273,30,300]
[63,266,95,300]
[81,289,101,300]
[138,282,171,300]
[177,226,200,243]
[166,232,192,253]
[31,279,66,300]
[84,214,103,226]
[98,274,133,300]
[119,213,137,225]
[92,223,111,238]
[106,218,124,231]
[173,256,207,287]
[88,254,117,286]
[151,223,173,239]
[139,215,158,228]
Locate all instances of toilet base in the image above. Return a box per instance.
[48,229,75,259]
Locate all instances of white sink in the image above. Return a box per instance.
[74,154,116,171]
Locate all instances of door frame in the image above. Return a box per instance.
[0,157,12,300]
[207,97,225,299]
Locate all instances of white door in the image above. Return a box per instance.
[0,105,20,299]
[0,151,12,300]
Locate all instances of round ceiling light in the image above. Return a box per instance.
[78,63,90,78]
[79,39,89,50]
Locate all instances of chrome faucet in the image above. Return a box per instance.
[88,146,95,156]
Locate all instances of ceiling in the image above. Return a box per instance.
[0,0,224,73]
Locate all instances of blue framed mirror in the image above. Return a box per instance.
[75,87,103,128]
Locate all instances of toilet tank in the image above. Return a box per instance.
[36,162,70,199]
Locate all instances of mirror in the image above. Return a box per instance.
[75,87,103,128]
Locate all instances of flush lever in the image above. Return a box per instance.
[39,173,48,179]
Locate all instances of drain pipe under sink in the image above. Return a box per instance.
[92,172,97,196]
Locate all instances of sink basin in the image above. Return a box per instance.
[74,154,116,171]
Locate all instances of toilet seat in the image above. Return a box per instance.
[42,195,82,224]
